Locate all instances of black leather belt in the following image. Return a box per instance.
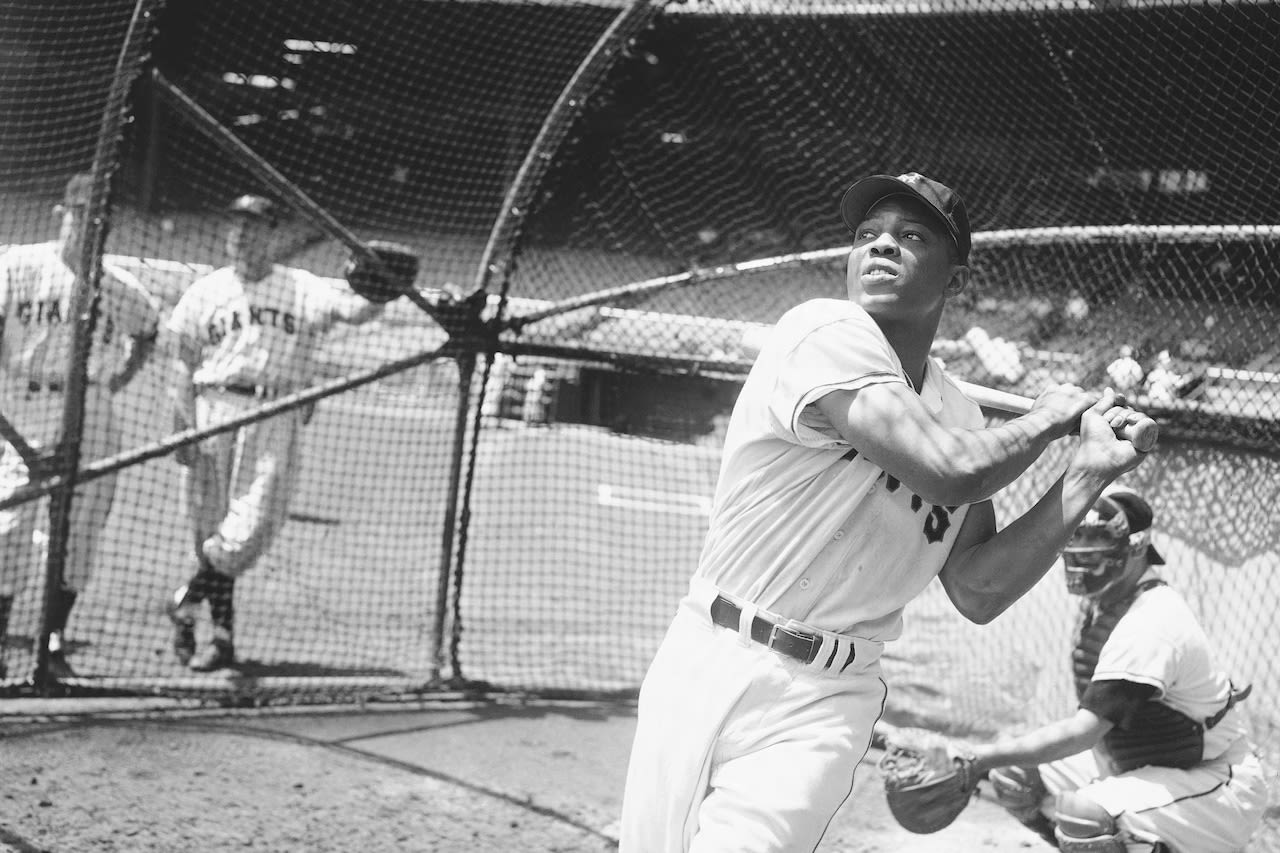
[709,594,821,664]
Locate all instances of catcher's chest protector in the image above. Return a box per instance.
[1072,579,1208,772]
[1071,579,1166,700]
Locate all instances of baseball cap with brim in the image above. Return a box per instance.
[228,194,278,224]
[1102,487,1165,565]
[839,172,972,263]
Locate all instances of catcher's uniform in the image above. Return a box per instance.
[1038,572,1268,851]
[166,264,358,577]
[620,298,984,852]
[0,242,159,597]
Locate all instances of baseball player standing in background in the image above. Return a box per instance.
[973,486,1267,852]
[0,172,160,679]
[164,194,386,672]
[619,172,1153,852]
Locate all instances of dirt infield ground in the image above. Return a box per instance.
[0,699,1050,853]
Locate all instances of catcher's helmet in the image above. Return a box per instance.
[1063,487,1164,598]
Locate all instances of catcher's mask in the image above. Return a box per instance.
[1063,487,1164,598]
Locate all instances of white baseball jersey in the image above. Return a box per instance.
[1040,574,1268,851]
[696,297,984,640]
[0,242,157,412]
[166,263,359,578]
[622,298,985,852]
[166,264,351,393]
[0,242,159,594]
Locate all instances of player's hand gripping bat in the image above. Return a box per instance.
[957,380,1158,452]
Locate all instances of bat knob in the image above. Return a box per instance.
[1121,415,1159,452]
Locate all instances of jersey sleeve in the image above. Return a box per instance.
[768,302,906,446]
[297,269,348,333]
[165,277,205,346]
[1080,678,1159,727]
[1092,594,1178,695]
[102,264,160,339]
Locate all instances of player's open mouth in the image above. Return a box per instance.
[862,265,898,282]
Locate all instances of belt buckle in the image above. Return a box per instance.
[768,623,802,653]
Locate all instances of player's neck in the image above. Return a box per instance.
[874,317,941,394]
[235,260,273,283]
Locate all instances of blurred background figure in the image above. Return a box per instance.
[1063,289,1090,325]
[1105,345,1144,396]
[1143,350,1183,405]
[964,325,1025,384]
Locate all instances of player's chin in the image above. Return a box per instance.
[855,290,906,316]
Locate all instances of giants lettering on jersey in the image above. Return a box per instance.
[15,298,116,342]
[841,447,956,543]
[206,306,297,344]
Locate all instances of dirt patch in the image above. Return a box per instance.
[0,722,613,853]
[0,713,1047,853]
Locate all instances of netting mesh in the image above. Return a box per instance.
[1,0,1278,841]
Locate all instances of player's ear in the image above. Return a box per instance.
[945,265,970,297]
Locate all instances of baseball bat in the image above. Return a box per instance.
[957,380,1159,452]
[152,69,434,315]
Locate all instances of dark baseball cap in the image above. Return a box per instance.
[228,194,278,224]
[1072,487,1166,565]
[839,172,972,263]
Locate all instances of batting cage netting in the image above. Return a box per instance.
[1,0,1278,838]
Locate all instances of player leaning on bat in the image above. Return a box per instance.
[164,193,410,672]
[619,172,1156,852]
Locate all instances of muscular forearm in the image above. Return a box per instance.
[827,384,1075,507]
[926,408,1069,505]
[942,468,1111,620]
[970,710,1111,776]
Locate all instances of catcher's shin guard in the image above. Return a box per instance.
[989,765,1056,845]
[1053,792,1126,853]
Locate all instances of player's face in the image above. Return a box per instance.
[846,196,965,322]
[227,216,272,277]
[55,202,89,270]
[1062,546,1136,598]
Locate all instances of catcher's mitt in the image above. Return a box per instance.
[878,727,979,834]
[345,240,419,303]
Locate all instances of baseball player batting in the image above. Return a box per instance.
[0,173,160,679]
[164,193,409,672]
[619,172,1152,851]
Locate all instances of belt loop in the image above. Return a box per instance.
[736,601,759,646]
[814,634,837,671]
